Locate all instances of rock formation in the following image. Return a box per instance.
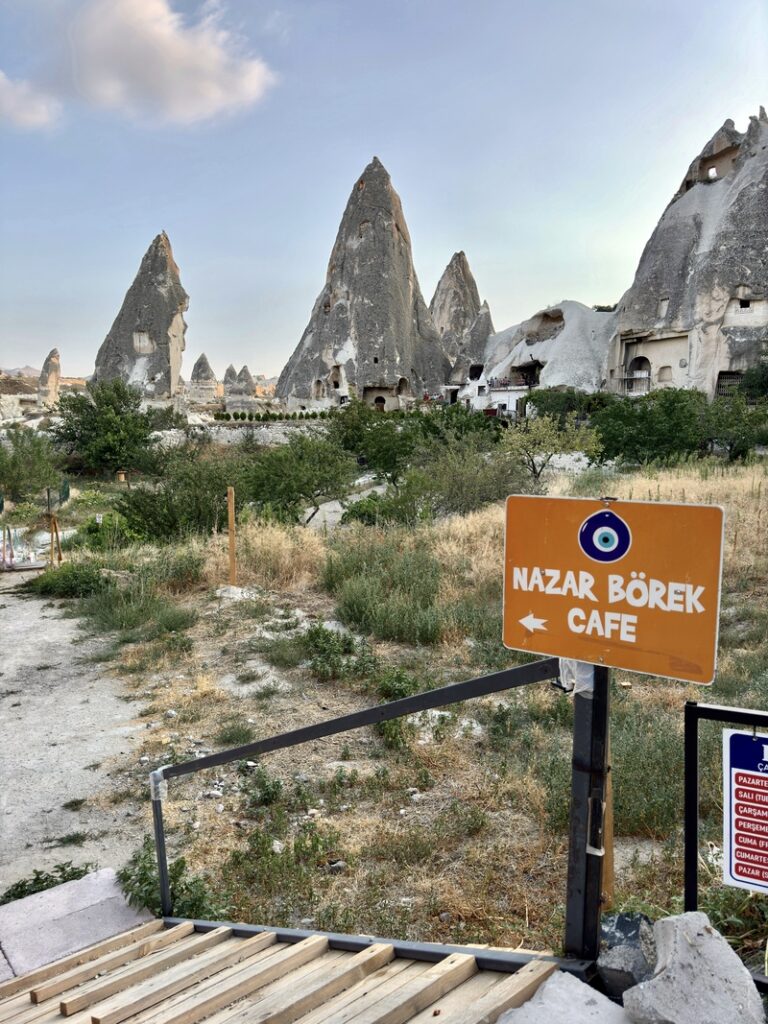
[484,301,617,393]
[187,353,217,404]
[37,348,61,407]
[429,252,494,365]
[607,107,768,398]
[93,232,188,398]
[235,365,255,394]
[223,364,238,393]
[276,157,451,407]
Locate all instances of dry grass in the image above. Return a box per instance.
[204,521,327,591]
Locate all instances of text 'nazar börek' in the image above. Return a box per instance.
[510,567,707,644]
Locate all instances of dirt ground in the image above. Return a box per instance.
[0,571,145,889]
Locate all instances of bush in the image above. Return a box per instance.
[69,511,143,551]
[0,426,61,501]
[592,389,708,464]
[1,862,96,905]
[118,837,226,919]
[23,562,108,598]
[325,533,445,643]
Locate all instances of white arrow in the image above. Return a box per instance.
[519,613,548,633]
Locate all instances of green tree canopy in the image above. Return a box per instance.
[591,388,708,464]
[501,413,602,481]
[0,426,61,502]
[705,392,768,461]
[52,380,153,474]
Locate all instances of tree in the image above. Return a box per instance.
[52,380,153,474]
[591,388,708,464]
[245,434,357,522]
[501,413,602,481]
[705,393,768,461]
[740,362,768,401]
[0,426,61,501]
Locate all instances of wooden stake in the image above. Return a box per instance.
[603,730,615,909]
[227,486,237,586]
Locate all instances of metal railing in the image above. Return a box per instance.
[149,655,613,968]
[684,701,768,993]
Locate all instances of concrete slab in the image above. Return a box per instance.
[0,869,152,976]
[0,951,13,983]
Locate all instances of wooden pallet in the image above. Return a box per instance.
[0,922,556,1024]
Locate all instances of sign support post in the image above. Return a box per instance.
[564,664,611,961]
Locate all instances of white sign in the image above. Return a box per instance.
[723,728,768,893]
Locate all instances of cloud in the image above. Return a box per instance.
[0,70,60,128]
[68,0,276,124]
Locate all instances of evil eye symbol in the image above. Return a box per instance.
[578,510,632,563]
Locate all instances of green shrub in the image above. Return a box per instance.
[1,862,96,905]
[215,719,256,746]
[118,837,226,919]
[69,511,143,551]
[23,562,108,599]
[0,425,61,501]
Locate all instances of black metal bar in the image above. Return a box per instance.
[564,665,610,961]
[163,657,559,780]
[684,703,768,728]
[684,701,700,912]
[162,917,594,980]
[151,773,173,917]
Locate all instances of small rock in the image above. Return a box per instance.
[306,808,320,817]
[164,710,178,719]
[191,821,200,830]
[439,912,452,924]
[204,790,223,800]
[398,808,407,816]
[215,803,225,813]
[271,839,285,854]
[138,756,150,765]
[328,860,347,874]
[299,918,315,928]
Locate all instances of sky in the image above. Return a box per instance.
[0,1,766,379]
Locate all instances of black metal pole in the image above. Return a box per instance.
[564,664,611,961]
[150,771,173,917]
[684,701,699,912]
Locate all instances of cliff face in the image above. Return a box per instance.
[93,232,188,398]
[276,157,451,402]
[611,108,768,395]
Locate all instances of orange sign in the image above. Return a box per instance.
[503,496,724,684]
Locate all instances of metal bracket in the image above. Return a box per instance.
[150,769,168,802]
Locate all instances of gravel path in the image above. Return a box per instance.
[0,572,144,890]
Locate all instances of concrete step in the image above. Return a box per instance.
[0,869,153,977]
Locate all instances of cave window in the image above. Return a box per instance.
[658,365,673,383]
[739,298,751,310]
[716,371,744,396]
[707,167,718,180]
[468,364,484,381]
[397,376,409,396]
[373,357,379,364]
[477,385,486,395]
[333,380,340,389]
[374,396,386,410]
[657,297,669,318]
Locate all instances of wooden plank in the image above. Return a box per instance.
[1,942,214,1024]
[0,924,165,1001]
[225,944,395,1024]
[139,935,329,1024]
[409,961,557,1024]
[59,930,231,1016]
[334,953,477,1024]
[91,934,278,1024]
[289,960,415,1024]
[31,926,195,1004]
[454,961,557,1023]
[406,971,507,1023]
